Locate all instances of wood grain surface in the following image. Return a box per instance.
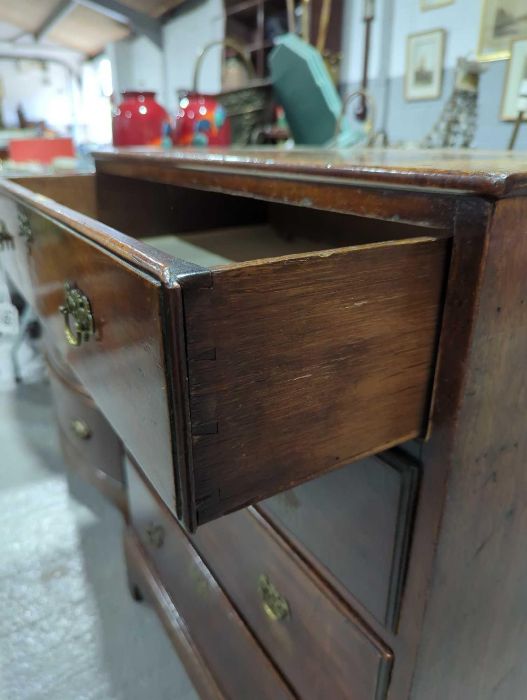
[14,173,97,218]
[192,506,392,700]
[409,195,527,699]
[19,202,182,518]
[47,358,125,512]
[260,451,418,630]
[6,150,527,699]
[125,456,294,700]
[185,236,448,524]
[93,146,527,196]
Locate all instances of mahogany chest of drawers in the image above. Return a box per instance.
[2,148,527,699]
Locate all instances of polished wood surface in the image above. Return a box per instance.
[260,452,418,629]
[93,154,460,229]
[96,172,267,241]
[186,236,447,524]
[13,173,97,218]
[124,529,224,700]
[16,200,182,517]
[192,505,392,700]
[93,146,527,196]
[47,357,125,505]
[3,148,527,699]
[125,456,294,700]
[409,195,527,699]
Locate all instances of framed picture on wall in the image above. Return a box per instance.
[420,0,453,9]
[405,29,445,101]
[478,0,527,62]
[501,38,527,119]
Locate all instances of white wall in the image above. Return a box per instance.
[162,0,224,111]
[388,0,481,76]
[0,57,77,132]
[341,0,481,84]
[109,0,224,114]
[107,36,164,101]
[341,0,483,85]
[341,0,387,84]
[337,0,523,148]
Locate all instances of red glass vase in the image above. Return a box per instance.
[112,90,168,147]
[172,92,231,147]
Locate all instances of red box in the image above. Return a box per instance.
[8,137,75,164]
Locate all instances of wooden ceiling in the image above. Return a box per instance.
[0,0,185,56]
[115,0,184,18]
[49,5,130,55]
[0,0,64,35]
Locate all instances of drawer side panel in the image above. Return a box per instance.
[185,237,448,524]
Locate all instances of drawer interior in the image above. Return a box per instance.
[14,173,97,219]
[144,224,333,268]
[17,171,450,269]
[94,173,450,265]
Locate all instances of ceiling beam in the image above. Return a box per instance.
[34,0,77,42]
[78,0,163,48]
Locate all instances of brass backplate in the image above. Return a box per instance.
[59,283,95,347]
[257,574,289,621]
[70,419,92,440]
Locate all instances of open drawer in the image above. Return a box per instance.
[0,173,448,530]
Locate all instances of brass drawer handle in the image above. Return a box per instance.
[70,419,92,440]
[145,523,165,549]
[257,574,289,621]
[59,283,95,347]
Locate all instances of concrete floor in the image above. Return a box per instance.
[0,380,199,700]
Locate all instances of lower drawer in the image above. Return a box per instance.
[125,455,293,700]
[260,452,419,629]
[192,506,393,699]
[47,359,125,509]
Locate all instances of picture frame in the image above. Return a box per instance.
[420,0,454,10]
[405,29,446,101]
[501,38,527,120]
[477,0,527,62]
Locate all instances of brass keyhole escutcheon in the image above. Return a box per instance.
[257,574,289,621]
[59,283,95,347]
[70,419,91,440]
[146,523,165,549]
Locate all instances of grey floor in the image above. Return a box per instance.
[0,380,199,700]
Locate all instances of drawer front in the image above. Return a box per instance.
[191,507,393,699]
[125,456,293,700]
[12,199,184,519]
[47,360,125,503]
[260,453,418,629]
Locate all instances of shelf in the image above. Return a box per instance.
[225,0,262,16]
